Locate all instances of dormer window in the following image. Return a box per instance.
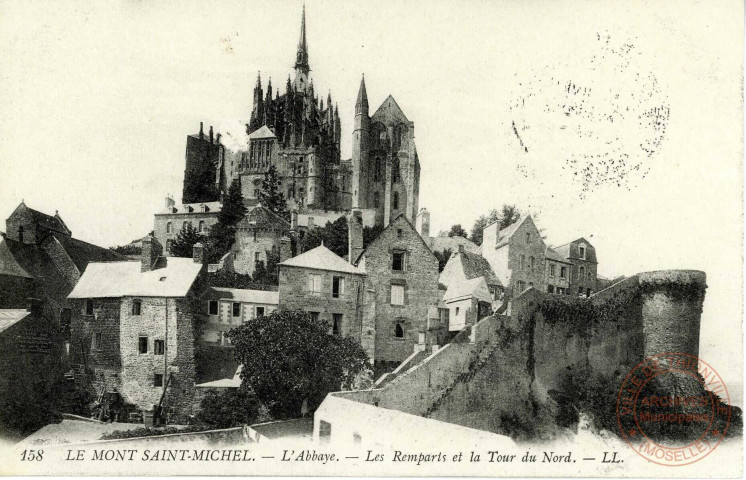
[17,226,24,242]
[200,204,208,213]
[249,213,257,224]
[579,245,587,259]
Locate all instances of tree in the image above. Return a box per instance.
[195,386,270,429]
[258,165,289,222]
[470,205,522,245]
[298,217,348,258]
[251,249,280,285]
[169,223,202,257]
[207,178,247,263]
[448,224,468,238]
[433,248,452,273]
[229,310,370,419]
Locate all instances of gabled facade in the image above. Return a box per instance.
[544,246,572,295]
[354,214,439,370]
[439,244,503,300]
[554,237,598,297]
[153,196,220,255]
[480,215,547,296]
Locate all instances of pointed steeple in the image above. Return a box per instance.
[355,74,369,114]
[295,5,310,74]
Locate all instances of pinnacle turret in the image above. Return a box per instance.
[294,4,310,74]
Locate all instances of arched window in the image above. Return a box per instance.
[395,322,404,338]
[529,256,535,270]
[374,157,382,181]
[131,299,142,316]
[374,192,380,208]
[392,158,400,183]
[525,232,530,244]
[393,192,399,210]
[18,226,24,242]
[198,221,205,233]
[579,266,585,280]
[166,222,172,234]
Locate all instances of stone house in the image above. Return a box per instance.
[441,277,493,332]
[480,215,547,296]
[202,287,279,346]
[1,201,124,331]
[153,196,220,255]
[352,214,440,371]
[221,205,291,276]
[544,246,572,295]
[67,237,206,423]
[278,245,365,339]
[554,237,598,297]
[439,244,503,300]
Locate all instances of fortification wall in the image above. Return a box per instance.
[333,270,708,438]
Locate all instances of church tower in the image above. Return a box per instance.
[351,75,370,209]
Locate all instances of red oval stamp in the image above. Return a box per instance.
[616,352,732,466]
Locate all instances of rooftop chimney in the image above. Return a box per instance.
[164,195,175,213]
[216,133,221,145]
[141,235,163,272]
[192,242,205,265]
[209,126,214,144]
[199,122,204,140]
[416,207,431,239]
[290,210,298,231]
[348,209,364,264]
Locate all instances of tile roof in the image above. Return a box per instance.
[211,287,279,305]
[280,245,364,275]
[248,125,277,139]
[459,250,502,287]
[443,277,492,303]
[0,309,29,335]
[68,258,202,298]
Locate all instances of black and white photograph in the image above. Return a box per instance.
[0,0,742,477]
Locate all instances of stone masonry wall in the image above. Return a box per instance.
[278,265,364,339]
[70,297,122,394]
[230,228,281,276]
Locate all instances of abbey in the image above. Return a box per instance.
[179,7,420,228]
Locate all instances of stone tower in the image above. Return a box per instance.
[351,76,370,209]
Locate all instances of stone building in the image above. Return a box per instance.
[544,246,572,295]
[353,214,439,371]
[439,244,503,300]
[202,287,279,346]
[278,245,365,339]
[554,237,598,296]
[480,215,547,296]
[441,277,493,332]
[415,208,479,254]
[153,196,220,254]
[220,205,291,276]
[1,202,124,325]
[67,238,206,423]
[178,7,421,229]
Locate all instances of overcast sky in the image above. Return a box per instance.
[0,1,742,387]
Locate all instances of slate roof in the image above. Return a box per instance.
[0,309,30,335]
[68,258,202,298]
[196,365,243,389]
[28,207,70,235]
[554,237,598,264]
[0,240,32,278]
[371,95,410,124]
[280,245,364,275]
[429,236,478,254]
[211,287,279,305]
[458,250,502,287]
[54,235,125,271]
[238,205,291,230]
[494,215,530,248]
[443,277,492,303]
[545,246,572,264]
[248,125,277,139]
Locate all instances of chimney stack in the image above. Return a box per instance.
[280,236,292,263]
[348,209,364,264]
[192,242,205,265]
[216,133,221,145]
[209,126,214,144]
[141,236,163,272]
[416,207,431,239]
[199,122,204,140]
[290,210,298,231]
[27,297,43,316]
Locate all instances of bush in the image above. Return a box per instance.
[195,387,270,429]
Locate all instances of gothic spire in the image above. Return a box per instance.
[295,5,310,74]
[355,74,369,113]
